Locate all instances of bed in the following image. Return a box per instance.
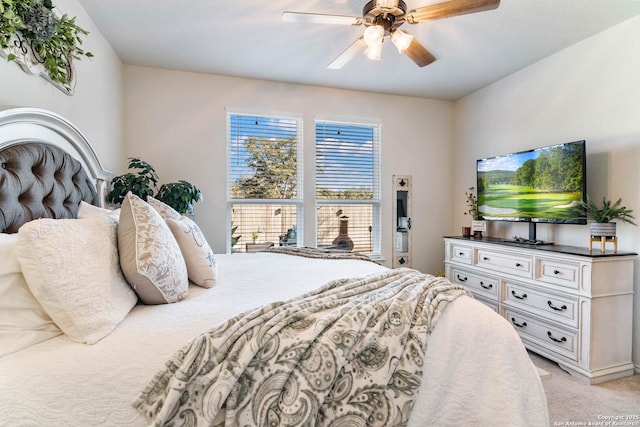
[0,108,549,426]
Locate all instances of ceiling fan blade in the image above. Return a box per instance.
[406,0,500,24]
[403,38,436,67]
[327,37,366,69]
[282,11,363,26]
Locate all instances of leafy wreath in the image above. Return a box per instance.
[1,0,92,90]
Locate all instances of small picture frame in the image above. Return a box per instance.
[471,220,487,232]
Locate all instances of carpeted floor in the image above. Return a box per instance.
[529,352,640,425]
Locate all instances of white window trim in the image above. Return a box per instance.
[314,117,382,257]
[225,108,304,253]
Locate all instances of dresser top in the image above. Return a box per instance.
[444,236,638,258]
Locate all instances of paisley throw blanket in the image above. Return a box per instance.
[266,246,376,262]
[134,268,469,426]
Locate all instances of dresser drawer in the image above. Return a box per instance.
[450,243,473,264]
[505,308,578,361]
[474,294,499,313]
[476,249,533,278]
[450,267,498,300]
[503,281,578,328]
[536,257,580,290]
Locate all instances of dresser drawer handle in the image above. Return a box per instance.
[547,331,567,343]
[456,274,468,282]
[547,301,567,312]
[458,252,465,256]
[515,262,522,267]
[480,281,493,290]
[511,290,527,300]
[511,318,527,328]
[553,270,561,275]
[482,256,489,261]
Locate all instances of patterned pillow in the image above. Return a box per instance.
[118,193,188,304]
[15,217,137,344]
[147,196,181,221]
[0,233,62,357]
[148,197,217,288]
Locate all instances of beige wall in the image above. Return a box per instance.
[122,65,454,273]
[454,16,640,368]
[6,0,638,368]
[0,0,124,170]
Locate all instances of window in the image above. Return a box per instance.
[227,110,302,252]
[315,120,381,255]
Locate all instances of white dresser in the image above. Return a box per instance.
[444,236,636,384]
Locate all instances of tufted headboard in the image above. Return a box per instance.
[0,108,111,233]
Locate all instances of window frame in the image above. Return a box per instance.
[226,108,304,253]
[314,117,382,257]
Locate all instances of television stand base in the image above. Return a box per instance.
[503,236,554,246]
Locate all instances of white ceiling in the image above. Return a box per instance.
[77,0,640,101]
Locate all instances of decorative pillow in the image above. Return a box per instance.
[0,233,62,357]
[15,217,138,345]
[165,217,217,288]
[147,196,181,221]
[118,193,188,304]
[148,197,217,288]
[78,201,111,217]
[78,201,121,223]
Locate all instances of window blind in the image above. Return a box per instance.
[315,121,380,200]
[228,113,301,200]
[226,110,303,253]
[315,120,381,255]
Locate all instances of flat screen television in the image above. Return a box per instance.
[476,140,586,245]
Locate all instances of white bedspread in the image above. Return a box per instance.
[0,253,548,426]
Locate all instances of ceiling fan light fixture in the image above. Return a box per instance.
[390,29,413,53]
[363,25,385,47]
[364,43,383,61]
[376,0,400,8]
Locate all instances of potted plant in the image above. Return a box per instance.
[585,196,636,237]
[156,180,202,218]
[106,157,159,206]
[465,186,486,238]
[106,157,202,216]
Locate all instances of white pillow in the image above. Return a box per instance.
[78,201,121,222]
[0,233,61,357]
[16,217,138,345]
[77,201,111,217]
[118,193,188,304]
[148,197,217,288]
[166,217,217,288]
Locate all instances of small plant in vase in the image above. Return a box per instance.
[465,186,485,238]
[464,187,479,220]
[585,196,636,237]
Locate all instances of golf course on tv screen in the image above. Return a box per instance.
[476,141,586,223]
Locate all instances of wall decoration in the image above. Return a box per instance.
[0,0,93,95]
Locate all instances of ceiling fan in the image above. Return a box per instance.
[282,0,500,69]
